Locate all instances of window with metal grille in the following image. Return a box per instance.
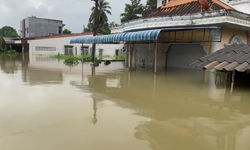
[35,46,56,51]
[81,46,89,55]
[99,49,103,57]
[64,45,73,55]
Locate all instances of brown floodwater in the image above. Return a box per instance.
[1,55,250,150]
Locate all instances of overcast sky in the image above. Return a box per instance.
[0,0,147,34]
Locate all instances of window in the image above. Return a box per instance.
[230,35,243,44]
[115,49,119,56]
[59,26,62,34]
[65,46,73,55]
[35,46,57,51]
[162,0,172,5]
[81,46,89,55]
[99,49,103,57]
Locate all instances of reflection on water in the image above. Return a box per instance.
[1,55,250,150]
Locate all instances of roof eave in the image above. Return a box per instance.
[111,9,250,33]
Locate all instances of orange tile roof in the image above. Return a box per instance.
[161,0,233,10]
[162,0,197,8]
[213,0,233,9]
[145,0,234,18]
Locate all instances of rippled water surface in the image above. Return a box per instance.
[1,55,250,150]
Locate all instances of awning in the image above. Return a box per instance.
[70,26,221,44]
[70,29,161,44]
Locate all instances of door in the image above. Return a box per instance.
[167,44,205,69]
[135,44,154,71]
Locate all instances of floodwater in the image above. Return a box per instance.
[1,55,250,150]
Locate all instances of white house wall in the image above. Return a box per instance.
[28,36,124,57]
[231,1,250,14]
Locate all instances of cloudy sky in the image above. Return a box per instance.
[0,0,147,34]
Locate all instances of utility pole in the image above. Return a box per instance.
[91,0,99,63]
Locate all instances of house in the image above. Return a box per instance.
[28,33,124,58]
[103,0,250,72]
[20,17,65,38]
[1,37,22,52]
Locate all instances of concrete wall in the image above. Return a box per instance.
[157,0,162,7]
[220,28,248,48]
[21,17,64,38]
[229,0,250,14]
[28,35,124,58]
[157,0,172,7]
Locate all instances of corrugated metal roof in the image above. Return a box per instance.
[145,0,233,18]
[2,37,15,44]
[70,26,220,44]
[70,29,162,44]
[191,43,250,72]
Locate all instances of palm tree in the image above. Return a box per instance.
[89,0,112,28]
[109,22,119,28]
[120,0,143,23]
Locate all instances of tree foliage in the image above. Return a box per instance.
[0,26,19,38]
[0,39,4,52]
[143,0,157,16]
[0,26,19,52]
[84,0,112,34]
[120,0,157,23]
[109,22,119,28]
[120,0,144,23]
[63,29,72,34]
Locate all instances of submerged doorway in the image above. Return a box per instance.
[166,44,206,69]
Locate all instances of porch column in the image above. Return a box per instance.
[125,44,129,67]
[154,41,158,73]
[22,44,24,54]
[129,44,132,68]
[210,28,222,53]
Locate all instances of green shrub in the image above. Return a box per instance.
[114,55,125,60]
[50,53,66,59]
[63,56,79,67]
[98,55,111,60]
[78,55,91,61]
[7,49,17,54]
[0,45,4,52]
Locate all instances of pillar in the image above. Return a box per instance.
[22,44,25,54]
[210,28,222,53]
[129,44,135,69]
[129,44,132,68]
[125,44,129,67]
[154,42,158,73]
